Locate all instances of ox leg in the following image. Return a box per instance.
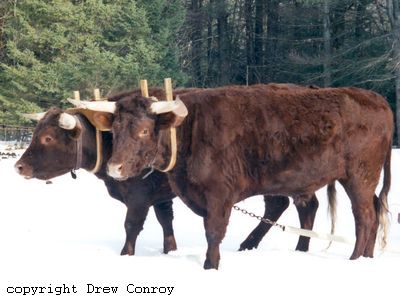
[203,200,232,270]
[294,194,319,252]
[153,200,177,254]
[239,195,289,251]
[340,180,376,259]
[363,194,380,257]
[120,205,149,256]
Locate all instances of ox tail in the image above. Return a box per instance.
[326,182,337,249]
[327,182,337,236]
[377,142,392,249]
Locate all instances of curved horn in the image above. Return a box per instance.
[150,96,188,118]
[58,112,77,130]
[173,96,188,118]
[67,99,116,114]
[22,112,46,121]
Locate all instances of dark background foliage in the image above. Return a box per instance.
[1,0,399,144]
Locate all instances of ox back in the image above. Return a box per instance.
[106,84,393,269]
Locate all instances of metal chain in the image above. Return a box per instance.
[233,205,286,231]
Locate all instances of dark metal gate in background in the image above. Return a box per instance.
[0,124,34,149]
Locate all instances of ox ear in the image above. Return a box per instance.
[92,112,114,131]
[156,112,186,130]
[67,123,82,140]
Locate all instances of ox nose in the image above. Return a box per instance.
[14,161,33,178]
[107,162,123,179]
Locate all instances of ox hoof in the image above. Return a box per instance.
[295,236,311,252]
[239,236,260,251]
[120,244,135,256]
[362,253,374,258]
[203,259,219,270]
[349,253,361,260]
[295,246,309,252]
[163,235,177,254]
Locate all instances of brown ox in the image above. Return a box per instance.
[100,84,392,269]
[15,108,178,256]
[14,88,189,255]
[14,87,323,255]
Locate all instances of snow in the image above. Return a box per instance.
[1,148,400,299]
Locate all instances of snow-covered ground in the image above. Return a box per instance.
[0,149,399,299]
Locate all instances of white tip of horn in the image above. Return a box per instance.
[66,99,116,114]
[58,112,77,130]
[174,96,188,118]
[66,98,85,108]
[22,112,47,121]
[150,97,188,118]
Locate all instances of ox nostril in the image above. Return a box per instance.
[107,163,123,178]
[14,161,33,179]
[15,163,24,174]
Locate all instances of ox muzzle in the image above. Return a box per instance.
[14,160,33,179]
[107,162,126,180]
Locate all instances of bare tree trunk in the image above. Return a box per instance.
[245,0,254,84]
[355,0,367,41]
[216,0,229,85]
[396,64,400,146]
[331,1,345,51]
[206,0,214,86]
[323,0,332,87]
[265,0,279,83]
[393,25,400,146]
[189,0,203,86]
[387,0,400,145]
[254,0,264,83]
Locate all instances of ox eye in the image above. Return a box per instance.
[138,129,150,138]
[42,136,53,144]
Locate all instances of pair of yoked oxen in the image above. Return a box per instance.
[15,83,393,269]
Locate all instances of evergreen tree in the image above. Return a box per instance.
[0,0,42,125]
[0,0,186,124]
[136,0,187,86]
[1,0,399,137]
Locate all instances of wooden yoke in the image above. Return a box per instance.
[73,91,80,101]
[91,88,103,174]
[140,79,149,97]
[94,89,101,101]
[164,78,173,101]
[161,78,177,172]
[72,91,82,174]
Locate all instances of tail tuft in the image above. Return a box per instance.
[326,182,337,249]
[377,143,391,249]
